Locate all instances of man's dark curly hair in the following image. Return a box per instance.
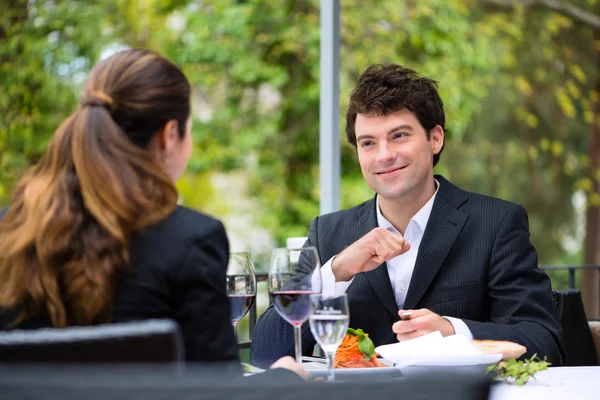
[345,64,446,167]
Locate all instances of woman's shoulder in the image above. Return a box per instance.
[132,206,227,255]
[169,206,224,232]
[128,206,229,282]
[150,205,224,234]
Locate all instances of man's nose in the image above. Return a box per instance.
[375,143,397,163]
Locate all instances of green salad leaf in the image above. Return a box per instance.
[486,354,550,386]
[347,327,376,360]
[358,335,375,360]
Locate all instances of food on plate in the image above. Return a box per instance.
[472,339,527,360]
[335,328,387,368]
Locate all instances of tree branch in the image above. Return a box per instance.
[480,0,600,29]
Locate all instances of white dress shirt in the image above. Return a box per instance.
[320,179,473,339]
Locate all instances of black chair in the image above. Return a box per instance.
[552,289,599,366]
[0,319,184,363]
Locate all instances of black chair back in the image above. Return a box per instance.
[552,289,599,366]
[0,319,184,363]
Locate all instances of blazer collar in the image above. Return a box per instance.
[403,175,470,309]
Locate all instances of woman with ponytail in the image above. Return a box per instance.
[0,49,304,376]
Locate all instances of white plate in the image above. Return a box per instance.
[303,359,402,381]
[303,357,395,370]
[389,353,502,367]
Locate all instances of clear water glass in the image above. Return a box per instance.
[309,293,349,381]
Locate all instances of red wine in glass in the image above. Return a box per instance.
[229,294,255,324]
[270,290,320,326]
[268,247,322,363]
[226,254,257,338]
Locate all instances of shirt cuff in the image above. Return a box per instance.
[321,256,354,297]
[443,316,474,340]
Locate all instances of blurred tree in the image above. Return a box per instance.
[477,0,600,317]
[0,0,198,203]
[2,0,599,311]
[0,0,109,203]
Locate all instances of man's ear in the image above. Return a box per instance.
[431,125,445,155]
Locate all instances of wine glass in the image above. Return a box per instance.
[268,246,322,363]
[309,294,350,382]
[226,252,256,338]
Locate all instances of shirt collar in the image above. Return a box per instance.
[376,178,440,234]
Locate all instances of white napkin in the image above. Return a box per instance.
[375,331,483,362]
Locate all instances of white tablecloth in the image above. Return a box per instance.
[490,367,600,400]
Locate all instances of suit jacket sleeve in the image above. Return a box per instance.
[172,220,240,364]
[462,204,564,365]
[250,218,319,368]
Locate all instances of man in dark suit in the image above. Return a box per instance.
[251,64,563,368]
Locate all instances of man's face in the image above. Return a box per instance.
[355,108,444,202]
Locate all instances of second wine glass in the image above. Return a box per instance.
[226,252,256,338]
[268,246,322,363]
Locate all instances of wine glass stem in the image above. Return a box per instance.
[325,351,336,382]
[293,325,302,363]
[232,322,238,340]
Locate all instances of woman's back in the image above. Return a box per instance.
[0,206,238,362]
[119,206,237,362]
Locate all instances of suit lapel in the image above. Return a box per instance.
[355,197,400,318]
[403,176,469,310]
[365,262,399,318]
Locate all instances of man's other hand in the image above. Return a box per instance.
[392,308,455,341]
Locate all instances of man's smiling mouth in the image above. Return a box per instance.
[376,166,407,175]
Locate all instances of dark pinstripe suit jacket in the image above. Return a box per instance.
[251,175,563,368]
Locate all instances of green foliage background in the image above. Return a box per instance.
[3,0,599,329]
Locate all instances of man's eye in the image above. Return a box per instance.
[360,141,373,147]
[393,133,406,139]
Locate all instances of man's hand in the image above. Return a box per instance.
[331,227,410,282]
[392,308,455,341]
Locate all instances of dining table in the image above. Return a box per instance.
[303,360,600,399]
[488,366,600,400]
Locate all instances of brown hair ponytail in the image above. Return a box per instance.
[0,49,190,327]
